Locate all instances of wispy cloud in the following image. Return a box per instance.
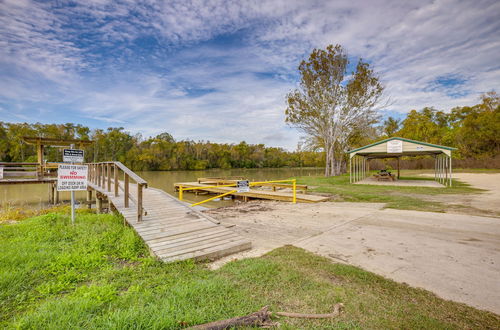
[0,0,499,149]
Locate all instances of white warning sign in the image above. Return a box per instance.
[236,180,250,193]
[57,164,88,191]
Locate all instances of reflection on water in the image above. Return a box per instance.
[0,167,323,208]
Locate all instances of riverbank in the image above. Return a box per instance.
[1,209,498,328]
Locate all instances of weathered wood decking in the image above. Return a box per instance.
[87,162,251,262]
[174,182,330,203]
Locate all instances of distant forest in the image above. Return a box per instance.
[0,92,498,171]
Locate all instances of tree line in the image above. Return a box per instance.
[0,123,324,170]
[0,91,497,172]
[1,90,497,173]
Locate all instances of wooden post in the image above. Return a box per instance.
[114,164,119,197]
[96,196,102,214]
[101,163,105,188]
[137,184,143,222]
[107,163,111,192]
[86,189,92,209]
[124,173,129,208]
[54,183,59,204]
[97,164,101,187]
[48,183,54,205]
[36,142,44,177]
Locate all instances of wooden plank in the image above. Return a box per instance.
[135,219,207,234]
[141,223,217,242]
[161,240,251,262]
[3,171,38,177]
[157,236,246,258]
[153,233,241,255]
[147,227,231,248]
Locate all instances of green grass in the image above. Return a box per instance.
[1,211,498,329]
[296,172,486,213]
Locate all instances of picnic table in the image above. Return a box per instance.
[373,170,396,181]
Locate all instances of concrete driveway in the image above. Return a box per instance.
[206,202,500,314]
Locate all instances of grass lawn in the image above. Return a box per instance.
[296,172,487,213]
[1,209,499,329]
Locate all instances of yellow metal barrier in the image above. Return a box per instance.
[178,179,297,206]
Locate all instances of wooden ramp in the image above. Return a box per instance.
[174,182,330,203]
[88,162,251,262]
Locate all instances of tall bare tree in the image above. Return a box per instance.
[285,44,384,176]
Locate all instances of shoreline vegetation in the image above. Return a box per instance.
[1,208,499,328]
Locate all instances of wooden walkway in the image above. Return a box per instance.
[174,182,330,203]
[88,162,251,262]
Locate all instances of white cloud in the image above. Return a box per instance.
[0,0,499,149]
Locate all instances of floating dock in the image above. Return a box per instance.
[174,181,330,203]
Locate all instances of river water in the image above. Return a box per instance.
[0,167,323,209]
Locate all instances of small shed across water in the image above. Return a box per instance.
[347,137,455,187]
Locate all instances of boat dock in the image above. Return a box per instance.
[174,180,330,203]
[87,162,252,262]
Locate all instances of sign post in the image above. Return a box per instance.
[58,145,87,224]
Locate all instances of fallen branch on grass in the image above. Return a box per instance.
[187,306,274,329]
[275,303,344,318]
[187,303,344,329]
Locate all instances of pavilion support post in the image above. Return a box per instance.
[364,157,366,179]
[440,155,444,184]
[438,155,441,184]
[397,157,400,179]
[349,157,352,183]
[356,157,359,182]
[445,156,448,184]
[362,157,365,179]
[449,155,452,187]
[438,155,441,183]
[434,156,437,182]
[354,157,357,183]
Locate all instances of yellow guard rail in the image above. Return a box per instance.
[178,179,297,206]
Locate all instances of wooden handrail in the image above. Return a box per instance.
[0,162,39,166]
[98,161,148,186]
[87,161,147,222]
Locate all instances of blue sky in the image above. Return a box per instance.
[1,0,499,149]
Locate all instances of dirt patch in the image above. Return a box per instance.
[413,173,500,216]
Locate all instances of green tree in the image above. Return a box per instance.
[449,91,500,157]
[285,44,384,176]
[383,117,400,137]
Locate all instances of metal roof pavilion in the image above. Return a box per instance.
[347,137,456,187]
